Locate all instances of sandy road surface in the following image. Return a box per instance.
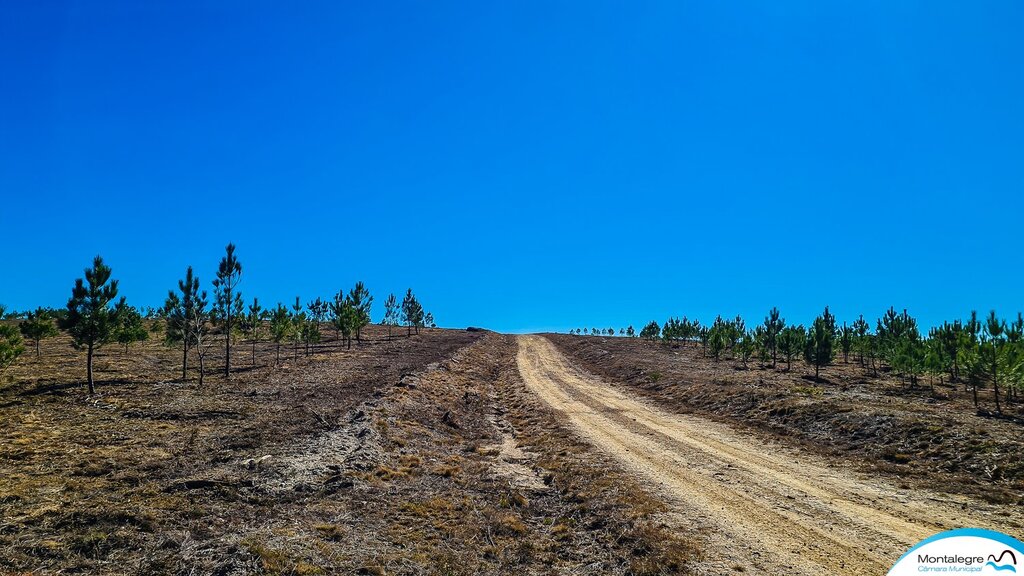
[516,335,1020,575]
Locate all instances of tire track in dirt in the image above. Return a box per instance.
[516,335,1008,575]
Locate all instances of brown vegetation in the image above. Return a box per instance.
[0,327,697,574]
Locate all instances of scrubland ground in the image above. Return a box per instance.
[5,326,1021,576]
[0,327,696,575]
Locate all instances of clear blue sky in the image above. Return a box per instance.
[1,1,1022,333]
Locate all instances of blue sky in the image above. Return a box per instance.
[1,1,1022,333]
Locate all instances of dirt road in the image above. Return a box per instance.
[516,335,1013,575]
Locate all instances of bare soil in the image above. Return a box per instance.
[544,333,1024,504]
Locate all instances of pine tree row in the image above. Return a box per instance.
[0,244,437,392]
[571,306,1024,414]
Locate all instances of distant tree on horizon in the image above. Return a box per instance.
[61,256,120,394]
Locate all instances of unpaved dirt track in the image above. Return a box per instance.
[516,335,1017,575]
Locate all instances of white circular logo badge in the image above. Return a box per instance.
[889,529,1024,575]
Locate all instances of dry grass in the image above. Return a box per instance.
[0,325,479,574]
[323,333,699,574]
[1,327,699,574]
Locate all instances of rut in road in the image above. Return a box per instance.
[516,335,1006,576]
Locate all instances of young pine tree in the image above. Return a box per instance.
[305,298,328,355]
[1002,313,1023,404]
[164,266,203,382]
[0,305,26,372]
[114,301,148,354]
[291,297,304,360]
[20,307,58,358]
[923,334,948,392]
[803,307,836,381]
[838,322,853,363]
[983,311,1005,414]
[61,256,120,393]
[241,298,263,366]
[269,303,291,365]
[736,331,755,368]
[707,323,728,361]
[851,315,870,367]
[301,313,321,356]
[401,289,424,336]
[330,291,355,349]
[698,326,710,356]
[347,282,373,342]
[212,243,242,378]
[411,297,425,334]
[934,321,963,382]
[329,291,344,344]
[187,289,211,386]
[777,325,805,371]
[383,293,398,341]
[926,325,953,386]
[639,321,660,341]
[893,336,926,389]
[753,325,771,366]
[762,307,785,368]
